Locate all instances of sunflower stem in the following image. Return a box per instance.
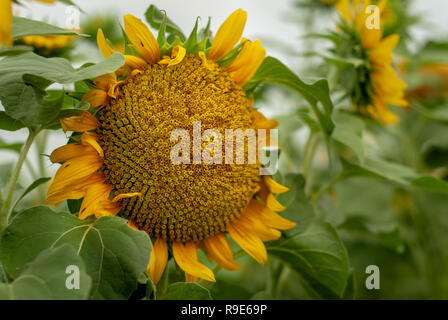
[0,128,40,233]
[301,132,319,185]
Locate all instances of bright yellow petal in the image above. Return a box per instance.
[208,9,247,61]
[172,241,215,282]
[124,14,160,64]
[81,89,108,110]
[96,28,115,58]
[203,233,241,271]
[60,111,99,133]
[80,132,104,158]
[249,199,296,230]
[227,223,267,265]
[266,193,286,212]
[335,0,353,25]
[0,0,12,46]
[146,237,168,285]
[49,142,95,163]
[185,273,198,283]
[158,45,186,66]
[125,55,147,69]
[227,39,266,86]
[45,172,105,205]
[263,176,290,194]
[79,183,113,219]
[112,193,141,202]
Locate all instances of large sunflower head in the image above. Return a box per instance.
[335,0,407,124]
[45,9,295,284]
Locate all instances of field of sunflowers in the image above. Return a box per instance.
[1,0,448,302]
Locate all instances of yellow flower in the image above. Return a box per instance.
[21,34,75,49]
[45,10,295,284]
[0,0,55,46]
[336,0,407,124]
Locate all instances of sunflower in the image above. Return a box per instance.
[45,9,296,284]
[0,0,55,46]
[336,0,407,124]
[21,34,74,49]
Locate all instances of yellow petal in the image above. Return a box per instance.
[60,111,99,133]
[96,28,115,58]
[335,0,353,25]
[125,55,147,69]
[47,154,103,193]
[264,176,290,194]
[266,193,286,212]
[158,45,186,66]
[172,241,215,282]
[203,233,242,271]
[94,199,122,218]
[185,273,198,283]
[147,237,168,285]
[227,223,267,265]
[81,89,108,110]
[208,9,247,61]
[49,143,94,163]
[112,193,141,202]
[0,0,12,46]
[124,14,160,64]
[80,132,103,158]
[79,183,113,219]
[227,39,266,86]
[249,199,296,230]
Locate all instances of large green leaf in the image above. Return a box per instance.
[0,52,124,127]
[0,206,151,299]
[0,245,91,300]
[244,57,334,136]
[341,157,448,194]
[332,112,365,163]
[276,174,315,236]
[0,111,25,131]
[268,220,350,299]
[162,282,212,300]
[12,17,86,39]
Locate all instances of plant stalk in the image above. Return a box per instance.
[0,128,40,233]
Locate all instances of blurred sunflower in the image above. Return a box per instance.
[0,0,55,46]
[336,0,407,123]
[45,9,295,284]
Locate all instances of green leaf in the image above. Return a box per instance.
[162,282,212,300]
[0,45,33,57]
[276,174,315,236]
[12,177,51,212]
[338,215,404,252]
[0,244,91,300]
[0,206,151,299]
[0,52,124,127]
[341,157,448,194]
[210,279,253,300]
[12,16,86,39]
[144,5,186,42]
[244,57,334,136]
[0,111,25,131]
[268,220,350,299]
[0,138,22,153]
[332,111,365,163]
[342,270,356,300]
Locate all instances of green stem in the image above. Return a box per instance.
[311,173,345,202]
[0,128,40,233]
[301,133,319,183]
